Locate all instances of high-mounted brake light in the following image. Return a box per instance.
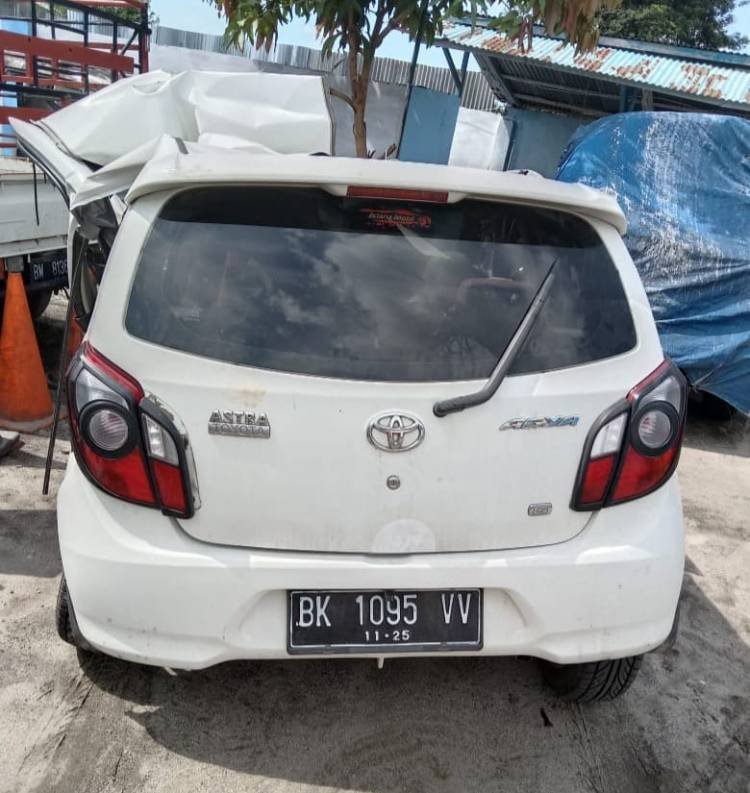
[572,360,686,510]
[67,343,196,518]
[346,186,449,203]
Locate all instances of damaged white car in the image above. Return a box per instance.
[13,71,685,703]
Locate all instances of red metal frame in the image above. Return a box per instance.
[0,106,48,123]
[1,30,135,83]
[1,0,150,150]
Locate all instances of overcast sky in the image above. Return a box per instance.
[151,0,750,66]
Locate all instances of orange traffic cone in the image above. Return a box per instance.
[0,258,54,432]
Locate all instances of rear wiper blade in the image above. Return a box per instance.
[433,261,558,418]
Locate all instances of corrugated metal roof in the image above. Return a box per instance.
[438,20,750,112]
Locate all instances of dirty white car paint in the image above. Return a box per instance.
[48,153,686,685]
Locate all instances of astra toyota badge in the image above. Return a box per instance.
[208,410,270,439]
[367,411,425,452]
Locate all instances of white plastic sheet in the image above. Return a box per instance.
[30,70,334,166]
[12,69,334,224]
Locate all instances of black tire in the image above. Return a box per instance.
[27,288,53,319]
[55,576,95,654]
[541,655,643,703]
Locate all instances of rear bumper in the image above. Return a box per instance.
[58,459,684,669]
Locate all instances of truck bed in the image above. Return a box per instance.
[0,157,68,259]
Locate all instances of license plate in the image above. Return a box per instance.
[288,589,483,654]
[29,253,67,284]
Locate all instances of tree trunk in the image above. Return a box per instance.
[349,50,373,158]
[352,91,368,158]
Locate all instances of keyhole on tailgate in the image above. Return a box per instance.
[386,475,401,491]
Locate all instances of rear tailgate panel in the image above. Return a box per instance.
[89,192,663,555]
[107,341,649,554]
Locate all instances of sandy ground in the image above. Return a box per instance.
[0,296,748,793]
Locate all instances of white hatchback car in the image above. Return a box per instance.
[56,154,685,703]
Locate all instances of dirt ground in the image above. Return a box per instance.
[1,296,748,793]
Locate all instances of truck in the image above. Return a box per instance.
[0,156,69,319]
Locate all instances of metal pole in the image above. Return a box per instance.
[83,8,90,93]
[30,0,39,88]
[459,50,470,100]
[140,2,150,73]
[112,19,118,83]
[397,0,430,156]
[42,243,86,496]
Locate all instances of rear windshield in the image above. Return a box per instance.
[125,187,636,382]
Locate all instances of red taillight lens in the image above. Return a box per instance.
[150,459,187,513]
[610,445,680,505]
[78,444,156,506]
[67,344,195,518]
[140,411,190,516]
[574,411,627,508]
[572,360,686,510]
[578,455,618,506]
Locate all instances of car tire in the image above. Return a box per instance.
[540,655,643,703]
[55,576,95,654]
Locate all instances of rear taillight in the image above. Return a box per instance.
[572,360,686,510]
[67,343,197,518]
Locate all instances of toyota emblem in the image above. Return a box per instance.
[367,412,425,453]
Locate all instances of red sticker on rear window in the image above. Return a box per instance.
[360,207,432,231]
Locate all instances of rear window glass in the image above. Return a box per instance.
[125,187,636,382]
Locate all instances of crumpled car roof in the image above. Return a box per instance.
[11,69,626,235]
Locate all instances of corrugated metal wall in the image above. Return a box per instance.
[154,25,497,112]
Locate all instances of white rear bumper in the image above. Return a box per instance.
[58,460,684,669]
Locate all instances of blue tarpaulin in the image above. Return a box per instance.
[557,112,750,415]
